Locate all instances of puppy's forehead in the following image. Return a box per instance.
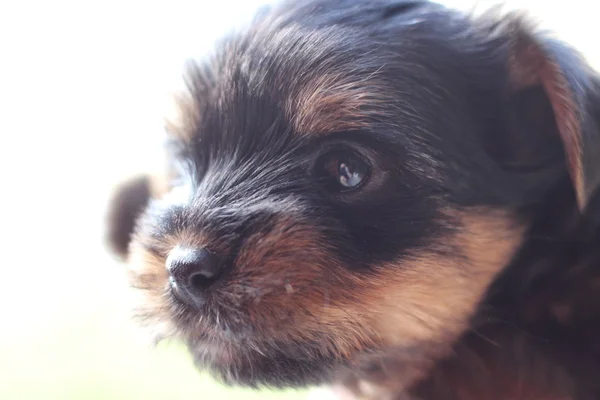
[174,25,405,147]
[170,0,491,161]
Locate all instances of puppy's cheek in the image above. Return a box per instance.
[332,209,526,392]
[231,209,524,357]
[368,218,521,343]
[228,219,380,357]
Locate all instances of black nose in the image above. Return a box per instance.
[166,246,222,306]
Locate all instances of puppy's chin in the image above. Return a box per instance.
[160,294,343,387]
[180,314,444,390]
[183,323,448,390]
[139,283,345,387]
[186,335,340,387]
[154,283,444,389]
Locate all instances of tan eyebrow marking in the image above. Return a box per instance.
[288,71,395,136]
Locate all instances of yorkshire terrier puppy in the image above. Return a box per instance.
[106,0,600,398]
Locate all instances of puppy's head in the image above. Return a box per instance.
[107,0,600,390]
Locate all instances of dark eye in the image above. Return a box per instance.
[315,150,370,192]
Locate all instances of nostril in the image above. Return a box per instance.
[189,270,221,290]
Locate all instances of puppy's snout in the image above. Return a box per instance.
[166,246,223,306]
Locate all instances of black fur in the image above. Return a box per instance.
[107,0,600,397]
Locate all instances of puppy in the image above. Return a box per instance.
[106,1,600,398]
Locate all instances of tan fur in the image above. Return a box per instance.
[288,72,394,136]
[126,206,525,389]
[508,25,584,209]
[365,210,524,346]
[540,61,584,208]
[335,209,527,395]
[126,243,174,337]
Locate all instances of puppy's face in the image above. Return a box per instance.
[108,0,600,390]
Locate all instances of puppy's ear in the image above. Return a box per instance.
[503,19,600,211]
[105,176,152,259]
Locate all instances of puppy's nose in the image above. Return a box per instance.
[166,246,222,305]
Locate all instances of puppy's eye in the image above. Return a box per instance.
[315,150,370,192]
